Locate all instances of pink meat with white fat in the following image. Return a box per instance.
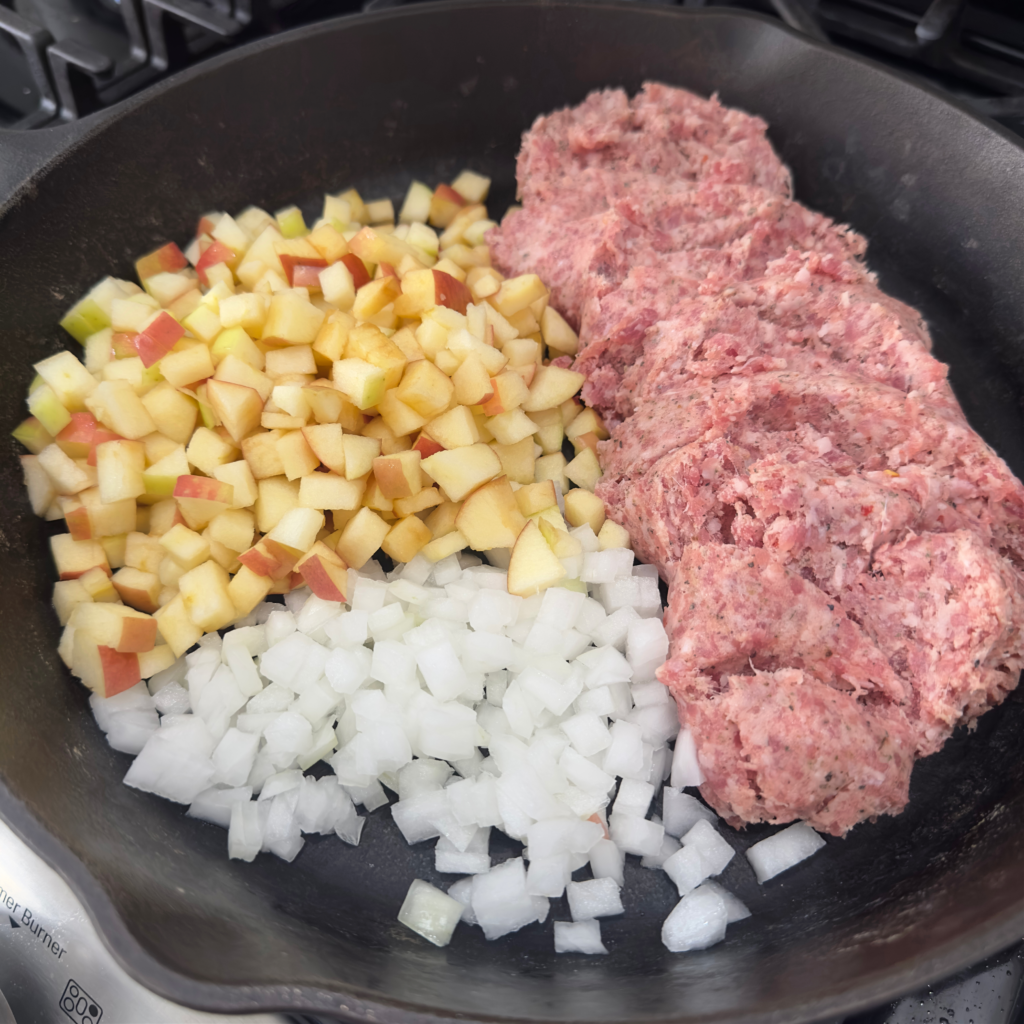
[493,82,1024,835]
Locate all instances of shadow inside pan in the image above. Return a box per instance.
[1,3,1024,1022]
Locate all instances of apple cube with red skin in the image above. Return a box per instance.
[112,567,162,613]
[295,541,349,602]
[280,254,328,286]
[429,184,467,228]
[340,254,371,290]
[238,538,300,581]
[70,601,158,653]
[412,433,445,460]
[195,240,236,286]
[71,634,140,698]
[56,412,99,459]
[134,311,185,368]
[51,533,110,580]
[136,242,188,282]
[372,450,423,500]
[174,474,233,530]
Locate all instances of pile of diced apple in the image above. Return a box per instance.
[15,170,626,701]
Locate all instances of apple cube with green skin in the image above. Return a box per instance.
[34,351,97,412]
[60,277,139,343]
[27,382,72,437]
[333,358,386,411]
[12,416,54,454]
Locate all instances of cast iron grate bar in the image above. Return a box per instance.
[141,0,242,71]
[47,39,113,121]
[0,5,56,128]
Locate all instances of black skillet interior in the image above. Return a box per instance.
[1,3,1024,1022]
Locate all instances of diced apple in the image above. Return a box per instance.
[527,408,564,455]
[138,644,176,679]
[507,519,566,597]
[393,486,442,518]
[134,311,185,368]
[378,389,427,437]
[71,633,141,698]
[228,564,275,618]
[451,352,494,407]
[372,450,423,500]
[207,508,255,553]
[85,379,156,439]
[333,358,386,411]
[429,184,467,228]
[362,475,393,513]
[346,324,407,389]
[51,533,110,580]
[421,443,500,502]
[125,531,166,573]
[263,292,325,345]
[564,488,606,534]
[451,170,491,204]
[412,433,445,460]
[266,345,315,379]
[79,564,118,602]
[34,350,97,412]
[342,434,381,479]
[241,429,286,479]
[486,408,537,446]
[154,593,204,658]
[147,499,185,536]
[514,480,557,517]
[70,601,157,653]
[209,460,258,510]
[352,276,401,321]
[182,303,222,345]
[254,476,300,532]
[455,476,527,550]
[381,515,433,563]
[491,437,535,485]
[12,416,54,455]
[20,454,56,516]
[112,567,162,613]
[301,422,345,474]
[397,359,455,419]
[95,439,146,503]
[205,379,263,444]
[159,344,215,389]
[27,382,72,437]
[159,522,210,570]
[335,507,390,569]
[173,474,233,530]
[141,383,198,444]
[537,519,584,559]
[320,260,356,309]
[178,559,236,632]
[37,443,90,497]
[447,328,507,376]
[481,371,531,417]
[294,541,349,601]
[566,407,609,444]
[213,353,272,402]
[136,242,188,282]
[299,471,366,512]
[237,536,299,580]
[421,530,468,562]
[522,365,585,412]
[565,447,602,492]
[266,506,324,553]
[597,519,631,551]
[211,326,265,370]
[535,451,570,493]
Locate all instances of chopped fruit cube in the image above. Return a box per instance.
[515,480,558,517]
[421,529,468,562]
[33,351,97,412]
[242,430,285,480]
[112,567,162,613]
[141,383,198,445]
[96,439,146,503]
[450,170,491,204]
[79,565,118,602]
[486,408,537,446]
[522,365,585,412]
[276,429,319,481]
[135,311,185,368]
[508,519,566,597]
[135,242,188,282]
[393,486,443,518]
[343,434,381,479]
[12,416,54,454]
[254,476,300,533]
[421,443,500,502]
[598,519,631,550]
[428,184,467,228]
[378,389,427,437]
[237,537,300,580]
[373,449,425,500]
[266,507,324,552]
[173,474,233,530]
[228,564,274,618]
[71,634,140,698]
[51,534,110,580]
[179,559,235,632]
[53,579,91,626]
[425,500,461,539]
[70,601,157,653]
[565,446,602,492]
[564,488,606,535]
[154,593,203,658]
[335,507,390,569]
[295,541,349,601]
[412,433,446,460]
[535,451,570,494]
[492,436,537,485]
[382,515,433,563]
[481,371,531,417]
[299,472,366,511]
[159,522,210,570]
[455,476,527,550]
[333,357,386,410]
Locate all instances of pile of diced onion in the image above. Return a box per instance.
[93,543,824,953]
[15,168,826,955]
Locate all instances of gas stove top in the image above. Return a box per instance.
[1,0,1024,1021]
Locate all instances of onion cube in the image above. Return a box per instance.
[663,844,708,896]
[590,606,640,651]
[263,609,296,648]
[398,758,452,799]
[569,523,600,552]
[371,640,418,688]
[613,778,655,819]
[468,589,520,633]
[681,819,735,877]
[398,879,465,947]
[152,681,191,716]
[415,699,479,762]
[188,786,252,829]
[575,597,607,636]
[628,703,681,748]
[554,919,608,955]
[325,646,372,695]
[470,857,545,940]
[746,822,826,883]
[698,880,751,923]
[662,787,717,838]
[263,712,313,759]
[430,554,462,586]
[558,747,615,797]
[295,593,341,636]
[670,727,705,788]
[641,833,681,870]
[227,800,263,862]
[123,717,216,804]
[625,618,669,683]
[350,576,387,612]
[435,828,491,875]
[526,817,603,860]
[211,727,260,787]
[526,853,572,897]
[105,709,161,754]
[577,645,632,688]
[566,877,624,921]
[608,813,665,857]
[559,712,612,757]
[323,609,369,649]
[581,548,634,584]
[446,877,477,925]
[417,640,470,701]
[538,586,586,629]
[589,838,625,886]
[602,720,645,778]
[661,886,728,952]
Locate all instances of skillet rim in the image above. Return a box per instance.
[1,2,1024,1020]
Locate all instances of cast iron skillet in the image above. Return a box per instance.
[2,3,1024,1021]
